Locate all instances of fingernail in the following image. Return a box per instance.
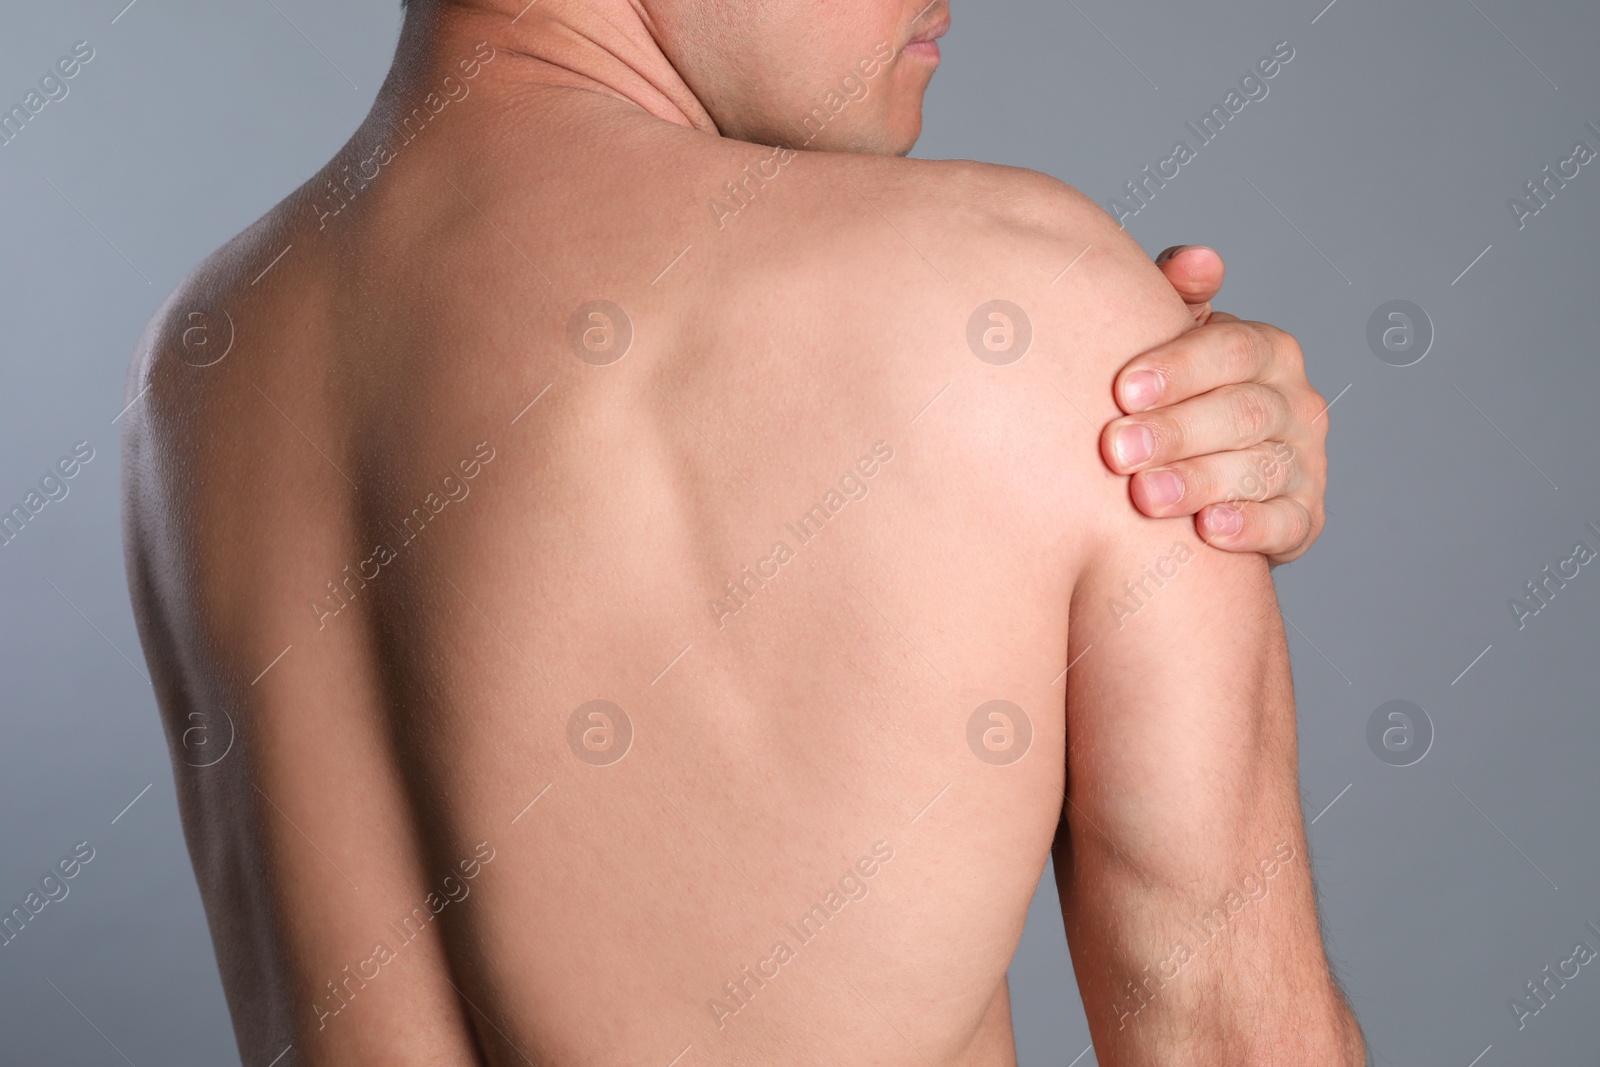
[1123,371,1160,410]
[1115,425,1155,468]
[1155,245,1188,265]
[1144,469,1183,508]
[1209,506,1243,537]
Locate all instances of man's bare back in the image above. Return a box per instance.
[122,3,1359,1064]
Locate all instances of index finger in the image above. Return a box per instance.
[1114,316,1281,413]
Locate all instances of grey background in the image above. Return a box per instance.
[1,0,1595,1064]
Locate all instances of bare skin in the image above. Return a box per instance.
[122,1,1358,1064]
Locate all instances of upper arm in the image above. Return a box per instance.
[1064,516,1298,879]
[928,170,1310,876]
[1057,509,1341,1057]
[1013,203,1352,1058]
[983,168,1308,890]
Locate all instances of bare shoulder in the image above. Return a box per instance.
[122,217,281,515]
[119,199,338,601]
[689,146,1198,393]
[794,152,1171,291]
[700,148,1199,519]
[123,204,313,432]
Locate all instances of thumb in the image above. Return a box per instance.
[1155,245,1225,309]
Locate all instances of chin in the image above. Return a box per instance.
[884,104,926,156]
[848,95,928,156]
[783,108,922,157]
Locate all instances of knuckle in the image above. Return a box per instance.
[1274,329,1306,374]
[1121,348,1170,385]
[1253,317,1300,355]
[1294,384,1328,430]
[1228,448,1279,502]
[1134,361,1175,397]
[1292,444,1327,492]
[1307,445,1329,481]
[1219,323,1262,377]
[1234,500,1265,534]
[1168,459,1216,503]
[1257,445,1294,492]
[1217,501,1265,549]
[1143,411,1185,458]
[1228,386,1277,439]
[1282,502,1315,550]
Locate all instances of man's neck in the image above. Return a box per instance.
[388,0,718,135]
